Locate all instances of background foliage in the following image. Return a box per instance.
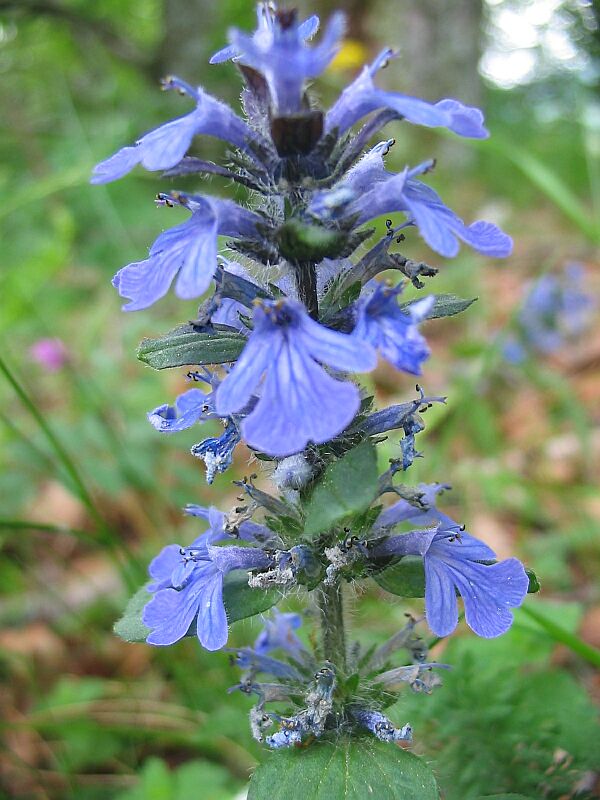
[0,1,598,798]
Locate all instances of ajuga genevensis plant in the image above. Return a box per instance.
[92,5,537,797]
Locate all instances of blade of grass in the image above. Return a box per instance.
[0,356,142,585]
[478,134,599,243]
[0,519,96,545]
[520,604,600,668]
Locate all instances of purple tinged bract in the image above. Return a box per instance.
[215,298,377,456]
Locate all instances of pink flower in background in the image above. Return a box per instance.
[29,338,68,372]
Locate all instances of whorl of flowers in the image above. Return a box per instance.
[96,4,533,754]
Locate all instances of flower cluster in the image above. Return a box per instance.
[503,262,594,363]
[99,4,532,753]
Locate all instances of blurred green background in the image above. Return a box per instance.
[0,1,599,798]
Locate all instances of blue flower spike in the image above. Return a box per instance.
[97,1,533,760]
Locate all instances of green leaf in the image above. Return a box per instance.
[320,275,362,317]
[374,561,541,599]
[114,586,151,643]
[525,568,540,594]
[137,324,246,370]
[402,293,477,320]
[304,440,378,535]
[114,572,277,644]
[373,557,427,598]
[222,569,278,623]
[248,739,438,800]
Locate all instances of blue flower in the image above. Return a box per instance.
[147,373,243,484]
[265,719,304,749]
[231,649,303,681]
[215,298,377,456]
[504,264,594,360]
[352,283,433,375]
[254,609,306,661]
[219,9,345,115]
[211,260,257,332]
[112,193,263,310]
[183,504,275,546]
[91,78,264,184]
[143,509,271,650]
[211,6,320,66]
[356,390,446,437]
[350,161,512,259]
[326,48,489,139]
[191,423,241,484]
[371,482,450,533]
[371,516,529,638]
[147,385,218,433]
[351,709,412,743]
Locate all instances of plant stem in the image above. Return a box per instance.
[319,581,347,673]
[294,260,318,319]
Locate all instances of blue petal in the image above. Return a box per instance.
[210,13,320,64]
[196,569,229,650]
[299,14,320,39]
[137,110,203,172]
[434,99,488,138]
[402,186,461,258]
[207,506,227,538]
[373,529,438,559]
[238,520,275,544]
[404,181,513,258]
[233,648,303,680]
[455,220,513,258]
[112,258,180,312]
[148,544,183,591]
[242,340,362,456]
[209,43,237,64]
[431,528,497,562]
[215,334,274,416]
[150,208,219,301]
[297,311,377,373]
[424,556,459,637]
[445,557,529,638]
[373,483,449,531]
[211,297,248,331]
[353,289,432,375]
[143,579,203,646]
[350,170,409,225]
[90,146,141,184]
[343,139,393,194]
[254,610,304,657]
[184,504,210,519]
[171,559,198,590]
